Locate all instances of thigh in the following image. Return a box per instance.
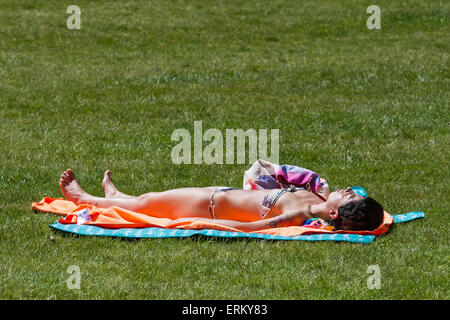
[136,187,212,219]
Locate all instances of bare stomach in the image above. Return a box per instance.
[211,189,279,222]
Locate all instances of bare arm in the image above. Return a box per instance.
[171,210,306,232]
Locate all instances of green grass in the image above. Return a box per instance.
[0,0,448,299]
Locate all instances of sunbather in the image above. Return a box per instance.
[59,169,384,232]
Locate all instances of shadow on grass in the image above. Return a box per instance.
[49,227,344,245]
[50,227,273,244]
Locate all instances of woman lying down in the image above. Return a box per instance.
[59,169,384,232]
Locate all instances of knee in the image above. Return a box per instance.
[133,194,153,212]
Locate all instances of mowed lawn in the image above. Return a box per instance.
[0,0,448,299]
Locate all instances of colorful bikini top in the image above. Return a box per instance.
[258,186,299,219]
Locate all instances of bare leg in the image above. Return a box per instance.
[102,170,134,198]
[60,169,149,210]
[59,169,211,219]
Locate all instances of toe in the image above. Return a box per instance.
[62,173,70,184]
[67,169,76,181]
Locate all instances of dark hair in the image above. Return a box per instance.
[330,197,384,231]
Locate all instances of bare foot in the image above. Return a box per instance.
[102,170,131,198]
[59,169,89,204]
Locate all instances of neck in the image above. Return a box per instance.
[310,202,331,221]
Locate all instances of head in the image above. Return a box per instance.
[326,187,384,231]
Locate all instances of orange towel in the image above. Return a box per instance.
[31,197,393,237]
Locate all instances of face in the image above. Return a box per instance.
[327,187,364,210]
